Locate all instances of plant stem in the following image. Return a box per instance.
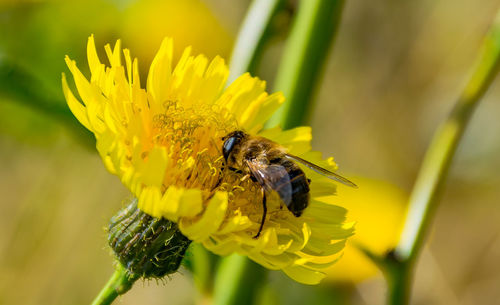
[386,10,500,305]
[213,254,267,305]
[90,264,138,305]
[185,242,218,297]
[212,1,291,303]
[267,0,345,129]
[228,0,287,82]
[385,260,411,305]
[213,1,346,304]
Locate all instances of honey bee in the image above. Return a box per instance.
[222,130,357,238]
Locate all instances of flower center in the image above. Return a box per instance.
[152,100,236,192]
[151,101,289,228]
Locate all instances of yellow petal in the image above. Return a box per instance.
[147,37,173,105]
[138,146,168,187]
[217,212,253,235]
[87,35,103,78]
[104,40,122,67]
[138,186,163,218]
[259,126,312,156]
[244,92,285,133]
[61,73,92,131]
[179,191,228,241]
[282,265,326,285]
[158,186,183,221]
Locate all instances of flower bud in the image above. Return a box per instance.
[108,198,192,278]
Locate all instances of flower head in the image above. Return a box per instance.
[62,35,354,284]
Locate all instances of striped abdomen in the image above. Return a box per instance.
[273,158,310,217]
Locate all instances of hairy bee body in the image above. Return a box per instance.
[222,131,310,217]
[278,159,310,217]
[222,130,356,238]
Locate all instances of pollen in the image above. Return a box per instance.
[151,100,234,190]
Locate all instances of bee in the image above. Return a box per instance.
[221,130,357,238]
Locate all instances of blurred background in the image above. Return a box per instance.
[1,0,500,304]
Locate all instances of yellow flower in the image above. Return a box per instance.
[324,177,407,283]
[62,35,354,285]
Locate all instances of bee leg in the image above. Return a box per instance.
[254,187,267,239]
[211,175,223,191]
[240,174,251,182]
[228,167,244,174]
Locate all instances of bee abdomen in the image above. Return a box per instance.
[280,160,310,217]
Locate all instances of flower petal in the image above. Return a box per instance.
[62,73,92,131]
[282,264,326,285]
[147,37,173,106]
[179,191,228,241]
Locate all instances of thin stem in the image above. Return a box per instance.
[90,264,138,305]
[211,1,291,303]
[395,9,500,264]
[385,261,411,305]
[267,0,345,129]
[185,242,218,297]
[385,10,500,305]
[213,1,346,303]
[212,254,267,305]
[228,0,287,82]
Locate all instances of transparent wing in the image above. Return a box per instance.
[284,154,358,188]
[246,159,293,206]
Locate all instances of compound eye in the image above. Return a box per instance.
[222,137,236,161]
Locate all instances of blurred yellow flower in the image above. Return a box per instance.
[120,0,233,67]
[62,36,353,285]
[324,177,407,283]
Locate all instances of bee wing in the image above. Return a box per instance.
[284,154,358,188]
[245,159,293,206]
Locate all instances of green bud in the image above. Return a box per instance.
[108,198,192,278]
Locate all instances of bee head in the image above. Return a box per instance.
[222,130,246,161]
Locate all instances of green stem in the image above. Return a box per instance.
[213,254,267,305]
[185,242,218,297]
[267,0,345,129]
[228,0,287,82]
[385,10,500,305]
[212,1,292,303]
[385,261,411,305]
[213,1,346,304]
[90,264,138,305]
